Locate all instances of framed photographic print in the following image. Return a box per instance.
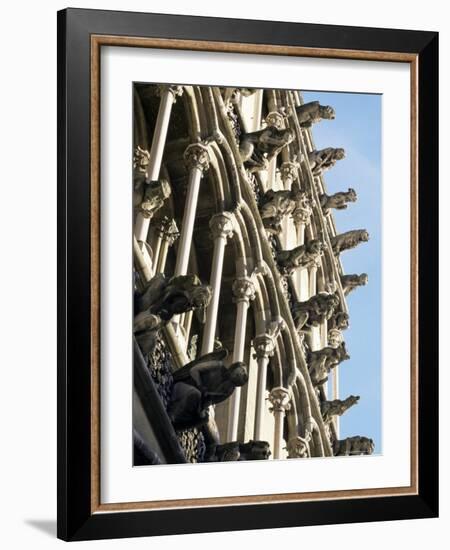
[57,8,439,541]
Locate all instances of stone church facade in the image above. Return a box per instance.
[132,84,374,465]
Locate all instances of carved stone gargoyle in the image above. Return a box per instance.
[333,436,375,456]
[321,395,360,423]
[167,349,248,430]
[134,274,212,354]
[259,188,306,234]
[307,342,350,386]
[276,239,324,274]
[291,292,340,330]
[295,101,335,128]
[327,311,350,331]
[132,146,172,216]
[239,126,295,172]
[308,147,346,176]
[340,273,369,296]
[331,230,369,255]
[207,440,271,462]
[319,188,357,213]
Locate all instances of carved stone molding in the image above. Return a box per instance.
[269,387,291,414]
[232,277,256,305]
[184,142,210,173]
[253,333,276,360]
[265,111,285,129]
[209,211,234,241]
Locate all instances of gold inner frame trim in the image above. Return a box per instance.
[90,34,419,514]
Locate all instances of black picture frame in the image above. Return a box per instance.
[57,7,438,541]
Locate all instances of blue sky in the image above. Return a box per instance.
[302,91,382,453]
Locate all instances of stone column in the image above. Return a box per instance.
[134,85,183,246]
[201,212,234,355]
[154,217,179,274]
[269,387,291,459]
[226,277,256,442]
[174,142,210,277]
[253,333,276,440]
[309,258,320,297]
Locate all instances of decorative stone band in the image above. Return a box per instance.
[183,142,210,173]
[155,216,180,245]
[253,333,276,361]
[156,84,184,101]
[209,211,234,241]
[265,111,285,129]
[232,277,256,305]
[268,387,291,414]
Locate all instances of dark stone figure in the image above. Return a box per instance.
[340,273,369,296]
[295,101,336,128]
[134,274,212,354]
[334,436,375,456]
[239,126,295,172]
[135,274,212,322]
[292,292,340,330]
[331,230,369,255]
[308,147,346,176]
[319,188,357,213]
[207,440,271,462]
[321,395,360,423]
[167,350,248,430]
[276,239,324,274]
[307,342,350,386]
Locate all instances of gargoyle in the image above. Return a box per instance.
[340,273,369,296]
[139,179,171,218]
[239,126,295,172]
[135,273,212,322]
[259,188,304,234]
[133,145,150,207]
[319,188,357,213]
[334,436,375,456]
[327,311,350,331]
[307,342,350,386]
[308,147,345,176]
[321,395,360,423]
[295,101,335,128]
[207,440,271,462]
[292,292,340,330]
[331,230,369,255]
[276,239,324,274]
[134,275,212,354]
[167,349,248,430]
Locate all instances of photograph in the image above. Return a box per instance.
[132,83,381,465]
